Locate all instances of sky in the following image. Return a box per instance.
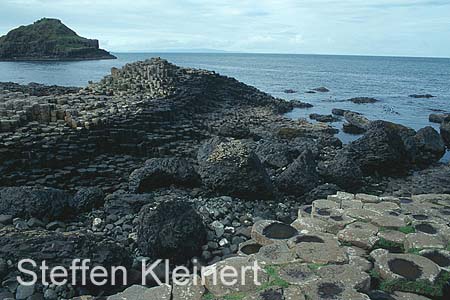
[1,0,449,57]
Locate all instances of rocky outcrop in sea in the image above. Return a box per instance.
[0,18,115,61]
[0,58,449,299]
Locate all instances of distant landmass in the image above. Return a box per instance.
[0,18,116,61]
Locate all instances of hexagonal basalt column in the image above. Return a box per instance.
[251,220,299,246]
[374,253,441,284]
[238,240,263,256]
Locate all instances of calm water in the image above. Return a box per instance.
[0,53,449,159]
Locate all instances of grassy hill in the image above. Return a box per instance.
[0,18,116,61]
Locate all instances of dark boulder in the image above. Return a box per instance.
[309,114,339,123]
[409,94,434,98]
[318,150,363,190]
[0,187,72,220]
[347,121,445,176]
[406,126,445,166]
[197,137,273,200]
[429,113,450,124]
[348,97,379,104]
[343,111,370,134]
[136,200,206,264]
[347,121,415,175]
[283,89,297,94]
[312,87,330,92]
[441,121,450,148]
[70,187,104,213]
[0,227,131,291]
[291,100,313,108]
[129,158,200,193]
[275,150,320,196]
[332,108,347,116]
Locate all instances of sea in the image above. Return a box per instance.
[1,53,449,161]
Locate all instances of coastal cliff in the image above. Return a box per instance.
[0,18,116,61]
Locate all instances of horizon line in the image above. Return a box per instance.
[110,51,450,60]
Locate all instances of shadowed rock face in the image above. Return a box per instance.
[0,227,132,293]
[0,18,116,61]
[136,200,207,263]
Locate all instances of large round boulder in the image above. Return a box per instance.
[348,121,415,175]
[406,126,445,166]
[441,121,450,148]
[129,158,200,193]
[0,186,72,220]
[275,150,320,196]
[197,137,273,200]
[137,200,206,264]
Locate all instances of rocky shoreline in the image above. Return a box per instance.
[0,58,449,299]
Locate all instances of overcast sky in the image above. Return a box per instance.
[1,0,449,57]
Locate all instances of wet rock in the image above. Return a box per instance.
[70,187,104,213]
[407,126,445,166]
[291,100,313,108]
[275,150,320,196]
[441,121,450,148]
[284,89,297,94]
[332,108,348,116]
[312,87,330,92]
[348,97,379,104]
[136,200,206,263]
[129,158,199,193]
[429,113,450,124]
[409,94,434,98]
[0,186,72,220]
[343,111,371,133]
[309,114,338,123]
[197,137,273,200]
